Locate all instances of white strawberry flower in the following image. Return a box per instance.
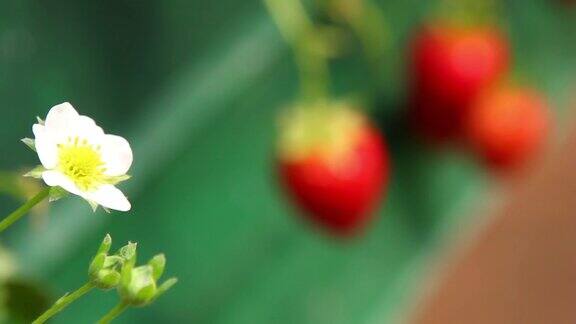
[24,102,133,212]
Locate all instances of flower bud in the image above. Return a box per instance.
[88,234,126,290]
[120,265,157,306]
[89,234,112,276]
[95,269,121,289]
[118,254,176,306]
[119,242,137,265]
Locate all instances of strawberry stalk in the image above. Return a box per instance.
[436,0,498,27]
[322,0,391,95]
[263,0,330,103]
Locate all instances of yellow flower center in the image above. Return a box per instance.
[58,136,106,191]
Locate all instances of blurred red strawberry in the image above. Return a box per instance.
[465,86,550,169]
[410,23,510,141]
[277,103,389,236]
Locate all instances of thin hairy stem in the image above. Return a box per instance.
[33,282,96,324]
[0,187,50,233]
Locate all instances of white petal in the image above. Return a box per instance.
[45,102,79,132]
[33,124,58,169]
[85,184,131,211]
[42,103,107,150]
[32,123,44,138]
[73,115,104,139]
[100,135,133,176]
[41,170,83,196]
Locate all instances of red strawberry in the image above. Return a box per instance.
[465,86,550,169]
[410,23,510,141]
[277,103,389,236]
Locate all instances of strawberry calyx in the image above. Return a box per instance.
[277,101,366,167]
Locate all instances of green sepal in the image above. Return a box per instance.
[155,278,178,299]
[148,254,166,281]
[89,234,113,276]
[118,243,137,294]
[21,138,36,152]
[119,242,137,265]
[87,200,99,212]
[133,283,157,306]
[48,186,69,202]
[102,255,123,268]
[89,253,106,277]
[23,165,46,179]
[105,174,131,185]
[36,116,45,125]
[94,269,121,290]
[97,234,112,255]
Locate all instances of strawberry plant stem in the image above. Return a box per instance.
[263,0,330,102]
[98,301,129,324]
[0,187,50,234]
[32,281,96,324]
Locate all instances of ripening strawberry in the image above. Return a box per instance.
[277,103,389,236]
[465,86,550,169]
[410,23,510,141]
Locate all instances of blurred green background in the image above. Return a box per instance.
[0,0,575,323]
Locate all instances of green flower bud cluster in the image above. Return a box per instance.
[88,234,131,290]
[88,234,177,305]
[117,248,177,307]
[32,234,176,324]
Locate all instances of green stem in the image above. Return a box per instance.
[344,0,391,92]
[32,281,95,324]
[0,187,50,233]
[264,0,330,102]
[97,301,129,324]
[437,0,498,26]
